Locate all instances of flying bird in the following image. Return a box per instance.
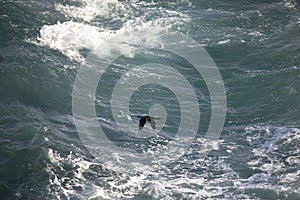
[136,116,160,130]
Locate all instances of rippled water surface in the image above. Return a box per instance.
[0,0,299,199]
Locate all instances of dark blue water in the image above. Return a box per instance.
[0,0,299,199]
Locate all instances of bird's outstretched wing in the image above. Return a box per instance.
[150,119,156,130]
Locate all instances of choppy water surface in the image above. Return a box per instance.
[0,0,299,199]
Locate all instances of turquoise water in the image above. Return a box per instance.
[0,0,299,199]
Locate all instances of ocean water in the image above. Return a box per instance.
[0,0,300,199]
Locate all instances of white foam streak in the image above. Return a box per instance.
[38,21,107,62]
[55,0,122,21]
[283,0,298,10]
[37,0,192,63]
[38,17,170,62]
[46,149,101,199]
[44,125,300,199]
